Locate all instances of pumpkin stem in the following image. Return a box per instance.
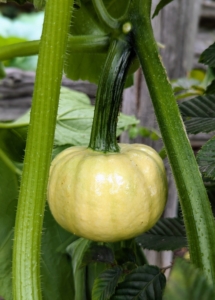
[88,36,135,153]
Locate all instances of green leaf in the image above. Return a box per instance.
[152,0,174,18]
[199,43,215,67]
[0,12,43,70]
[179,94,215,134]
[205,79,215,94]
[0,127,26,162]
[0,151,19,300]
[67,238,92,300]
[41,205,75,300]
[112,265,166,300]
[0,87,139,155]
[0,154,75,300]
[81,244,115,267]
[164,259,215,300]
[64,0,137,85]
[136,218,187,251]
[86,262,109,299]
[172,78,201,93]
[92,266,123,300]
[196,136,215,180]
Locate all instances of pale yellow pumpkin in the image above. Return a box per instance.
[47,143,167,242]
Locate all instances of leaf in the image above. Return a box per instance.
[92,266,123,300]
[64,0,137,85]
[152,0,174,18]
[0,12,43,70]
[86,262,109,299]
[0,87,139,157]
[172,78,201,93]
[67,238,92,300]
[196,136,215,180]
[136,218,187,251]
[205,79,215,94]
[81,244,115,267]
[41,205,75,300]
[199,43,215,67]
[179,94,215,134]
[112,265,166,300]
[0,154,76,300]
[0,127,26,162]
[0,151,19,300]
[163,259,215,300]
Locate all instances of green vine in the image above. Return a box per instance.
[129,0,215,284]
[12,0,74,299]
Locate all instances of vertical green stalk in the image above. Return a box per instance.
[129,0,215,283]
[12,1,73,299]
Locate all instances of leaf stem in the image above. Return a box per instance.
[12,0,73,299]
[129,0,215,284]
[0,35,110,62]
[0,148,22,176]
[92,0,120,30]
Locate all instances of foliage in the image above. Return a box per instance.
[0,12,43,70]
[136,218,187,251]
[152,0,174,18]
[164,259,215,300]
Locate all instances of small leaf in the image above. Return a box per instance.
[199,43,215,67]
[179,94,215,134]
[136,218,187,251]
[196,136,215,180]
[172,78,200,93]
[92,266,123,300]
[152,0,174,18]
[164,259,215,300]
[205,79,215,94]
[67,238,92,300]
[112,265,166,300]
[81,244,115,267]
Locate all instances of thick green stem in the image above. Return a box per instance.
[88,37,134,152]
[0,35,109,61]
[12,0,73,299]
[129,0,215,283]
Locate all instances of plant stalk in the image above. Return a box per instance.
[12,0,73,299]
[129,0,215,283]
[88,37,134,152]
